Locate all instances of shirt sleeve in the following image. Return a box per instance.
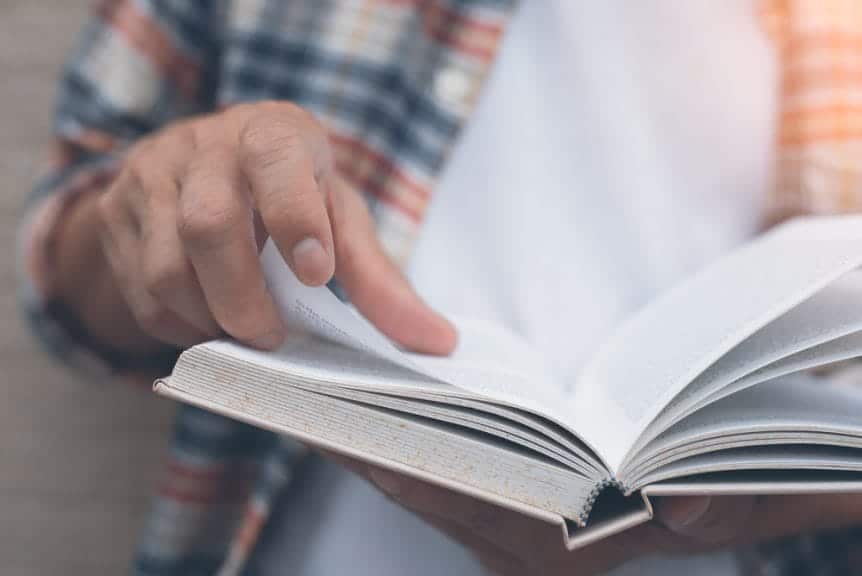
[17,0,218,382]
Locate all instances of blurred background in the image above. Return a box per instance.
[1,2,175,573]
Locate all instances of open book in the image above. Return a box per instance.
[156,216,862,548]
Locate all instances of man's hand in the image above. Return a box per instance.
[58,101,456,357]
[340,459,862,575]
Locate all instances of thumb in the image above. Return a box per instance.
[327,175,457,355]
[656,495,757,545]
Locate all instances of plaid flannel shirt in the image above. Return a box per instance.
[15,1,862,574]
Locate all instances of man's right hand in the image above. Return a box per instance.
[59,101,456,357]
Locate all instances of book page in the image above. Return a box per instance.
[201,334,600,473]
[261,241,421,373]
[694,329,862,412]
[634,445,862,490]
[260,241,570,423]
[406,317,568,417]
[570,216,862,473]
[630,270,862,454]
[629,374,862,482]
[158,356,597,522]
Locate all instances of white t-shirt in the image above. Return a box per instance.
[411,0,776,387]
[251,1,777,574]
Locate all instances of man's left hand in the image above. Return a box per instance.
[337,457,862,575]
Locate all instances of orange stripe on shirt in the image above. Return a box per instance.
[330,132,430,221]
[780,103,862,120]
[378,0,506,35]
[783,66,862,94]
[374,0,504,62]
[234,502,267,552]
[49,130,120,169]
[158,469,254,505]
[336,157,426,222]
[779,105,862,144]
[786,32,862,57]
[97,0,200,100]
[164,460,229,481]
[421,2,503,63]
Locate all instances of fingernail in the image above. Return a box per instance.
[249,329,285,350]
[291,237,332,285]
[659,496,712,532]
[368,469,403,498]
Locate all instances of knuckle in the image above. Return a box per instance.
[183,146,240,200]
[143,257,189,298]
[126,132,186,190]
[124,157,171,203]
[185,162,231,195]
[178,199,244,248]
[141,172,178,204]
[239,115,306,170]
[191,145,236,175]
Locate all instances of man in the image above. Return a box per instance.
[18,0,862,574]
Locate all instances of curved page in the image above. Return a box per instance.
[572,216,862,472]
[260,241,571,426]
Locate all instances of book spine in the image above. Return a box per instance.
[578,477,625,525]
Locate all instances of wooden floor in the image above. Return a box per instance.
[0,2,175,573]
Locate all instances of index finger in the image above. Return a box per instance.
[237,106,335,287]
[179,145,286,349]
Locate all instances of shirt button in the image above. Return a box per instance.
[433,66,474,110]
